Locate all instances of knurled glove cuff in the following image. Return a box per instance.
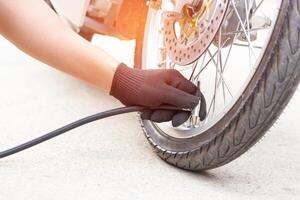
[110,63,143,106]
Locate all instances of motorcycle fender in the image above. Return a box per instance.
[116,0,147,39]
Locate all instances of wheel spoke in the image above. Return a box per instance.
[246,0,254,69]
[252,0,265,15]
[217,28,227,104]
[198,51,208,74]
[221,29,239,75]
[189,56,201,81]
[169,61,176,69]
[230,0,257,58]
[222,26,271,36]
[193,50,218,80]
[233,43,263,49]
[193,37,231,81]
[208,50,233,98]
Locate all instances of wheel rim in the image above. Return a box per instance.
[142,0,283,138]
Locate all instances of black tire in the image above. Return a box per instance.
[134,0,300,171]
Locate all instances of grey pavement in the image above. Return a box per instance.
[0,35,299,200]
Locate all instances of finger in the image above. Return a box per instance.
[161,86,200,109]
[140,110,152,120]
[167,70,197,94]
[199,92,207,121]
[150,110,176,123]
[172,112,191,127]
[177,78,198,94]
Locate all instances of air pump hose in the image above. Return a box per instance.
[0,106,186,159]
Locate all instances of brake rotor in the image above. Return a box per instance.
[162,0,229,66]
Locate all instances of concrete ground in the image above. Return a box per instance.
[0,34,299,200]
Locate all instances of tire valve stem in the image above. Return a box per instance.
[190,81,202,127]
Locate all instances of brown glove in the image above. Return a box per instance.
[110,63,200,126]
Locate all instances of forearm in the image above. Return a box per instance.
[0,0,119,91]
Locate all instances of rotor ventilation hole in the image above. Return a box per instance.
[161,0,228,65]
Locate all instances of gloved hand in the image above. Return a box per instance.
[110,63,200,127]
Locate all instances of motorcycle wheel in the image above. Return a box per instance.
[134,0,300,171]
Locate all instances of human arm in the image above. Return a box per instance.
[0,0,118,91]
[0,0,203,126]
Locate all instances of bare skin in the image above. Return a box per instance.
[0,0,202,125]
[0,0,119,92]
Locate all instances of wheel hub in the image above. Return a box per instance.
[162,0,229,66]
[214,0,257,47]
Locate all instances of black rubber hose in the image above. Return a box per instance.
[0,106,186,159]
[0,106,146,159]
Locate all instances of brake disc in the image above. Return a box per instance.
[162,0,229,66]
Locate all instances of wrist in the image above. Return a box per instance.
[110,63,143,105]
[105,62,118,92]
